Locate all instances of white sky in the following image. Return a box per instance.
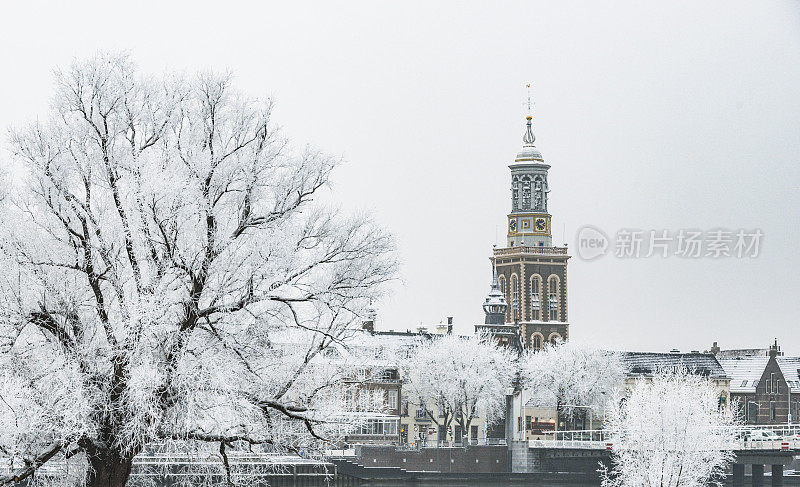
[2,1,799,354]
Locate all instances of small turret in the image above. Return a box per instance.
[483,261,508,325]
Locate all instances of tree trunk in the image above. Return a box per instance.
[86,448,134,487]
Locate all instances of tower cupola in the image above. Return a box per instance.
[515,116,544,162]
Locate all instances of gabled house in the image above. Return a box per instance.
[717,341,800,425]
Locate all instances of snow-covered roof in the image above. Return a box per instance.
[622,352,728,379]
[718,356,800,394]
[716,348,770,359]
[777,357,800,394]
[718,356,769,393]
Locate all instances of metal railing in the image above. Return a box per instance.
[529,426,800,451]
[389,438,507,449]
[493,246,568,256]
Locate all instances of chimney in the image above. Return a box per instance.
[769,338,782,358]
[710,341,720,355]
[361,319,374,334]
[669,349,680,354]
[361,306,376,334]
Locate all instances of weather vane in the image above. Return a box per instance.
[525,83,533,118]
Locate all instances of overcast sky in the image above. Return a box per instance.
[2,1,799,354]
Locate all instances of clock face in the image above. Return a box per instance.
[535,218,546,231]
[509,219,517,232]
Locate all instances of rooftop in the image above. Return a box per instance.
[777,357,800,393]
[716,348,771,359]
[622,352,728,379]
[718,356,800,394]
[718,356,770,393]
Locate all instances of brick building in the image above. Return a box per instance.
[717,341,800,425]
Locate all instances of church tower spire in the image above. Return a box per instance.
[490,86,571,351]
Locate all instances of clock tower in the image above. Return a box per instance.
[506,116,552,248]
[492,112,570,350]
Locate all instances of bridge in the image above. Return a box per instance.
[521,426,799,486]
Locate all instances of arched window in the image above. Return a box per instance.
[533,175,545,211]
[498,275,508,321]
[521,176,531,209]
[531,333,543,351]
[511,177,519,210]
[547,275,560,322]
[510,274,520,322]
[529,275,542,321]
[548,332,562,346]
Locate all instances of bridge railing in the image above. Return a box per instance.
[529,425,800,451]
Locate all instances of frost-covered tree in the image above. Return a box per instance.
[601,368,737,487]
[0,53,396,487]
[401,333,515,442]
[521,342,626,419]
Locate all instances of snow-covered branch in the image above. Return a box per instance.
[0,52,397,487]
[521,342,626,418]
[601,367,738,487]
[401,332,515,438]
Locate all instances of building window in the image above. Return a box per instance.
[388,390,398,409]
[345,389,354,409]
[529,275,541,321]
[547,275,560,321]
[533,175,545,211]
[511,274,520,322]
[359,419,398,436]
[747,401,758,423]
[521,177,531,209]
[770,401,777,421]
[531,334,542,351]
[512,178,519,209]
[548,332,562,346]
